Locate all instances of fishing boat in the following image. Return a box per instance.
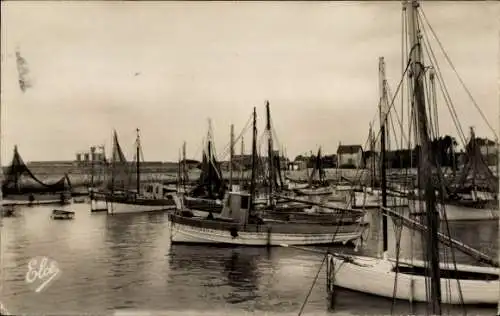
[89,188,108,213]
[444,127,498,212]
[88,130,176,214]
[294,148,333,196]
[51,209,75,220]
[2,146,72,206]
[169,106,366,246]
[323,2,499,307]
[254,101,366,225]
[182,121,226,214]
[105,129,177,214]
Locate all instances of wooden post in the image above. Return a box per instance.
[230,124,234,191]
[266,226,272,247]
[326,253,336,310]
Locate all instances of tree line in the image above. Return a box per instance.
[294,135,463,169]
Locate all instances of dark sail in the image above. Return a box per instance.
[307,148,327,187]
[2,146,71,196]
[273,154,284,190]
[106,130,132,192]
[190,140,226,199]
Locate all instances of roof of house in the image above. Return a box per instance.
[337,145,363,154]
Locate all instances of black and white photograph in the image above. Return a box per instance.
[0,1,498,315]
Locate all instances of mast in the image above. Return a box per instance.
[266,100,275,209]
[0,86,3,207]
[497,85,500,316]
[369,123,376,187]
[469,127,477,189]
[407,0,442,313]
[90,146,96,189]
[111,130,117,194]
[429,68,439,137]
[240,136,245,186]
[379,57,389,256]
[207,119,213,198]
[230,124,234,191]
[182,141,187,192]
[135,128,141,195]
[177,148,181,192]
[249,107,257,212]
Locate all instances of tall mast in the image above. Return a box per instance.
[369,123,376,187]
[240,136,245,186]
[135,128,141,195]
[99,145,106,189]
[429,68,439,137]
[90,146,96,188]
[249,107,257,212]
[469,127,477,188]
[0,86,3,206]
[407,0,442,313]
[266,100,275,209]
[182,141,187,191]
[111,130,117,194]
[207,119,213,198]
[177,148,181,192]
[229,124,234,191]
[497,82,500,316]
[379,56,389,256]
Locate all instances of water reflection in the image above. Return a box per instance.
[0,203,496,315]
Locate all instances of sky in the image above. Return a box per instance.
[1,1,498,163]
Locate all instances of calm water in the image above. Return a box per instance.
[0,203,497,316]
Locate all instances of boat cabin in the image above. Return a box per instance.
[141,182,174,200]
[220,191,251,225]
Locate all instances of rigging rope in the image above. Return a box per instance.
[418,20,467,148]
[419,8,498,140]
[296,197,364,315]
[217,113,253,161]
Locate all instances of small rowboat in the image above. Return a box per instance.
[51,209,75,220]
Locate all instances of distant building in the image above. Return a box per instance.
[76,146,106,164]
[288,160,307,171]
[337,144,363,168]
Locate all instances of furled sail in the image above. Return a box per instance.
[2,146,71,196]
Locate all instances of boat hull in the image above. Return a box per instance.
[169,215,364,246]
[330,254,498,305]
[440,206,498,221]
[260,210,363,225]
[108,199,176,214]
[410,204,499,221]
[295,187,333,196]
[90,199,108,212]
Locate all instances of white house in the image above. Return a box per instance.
[337,144,363,168]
